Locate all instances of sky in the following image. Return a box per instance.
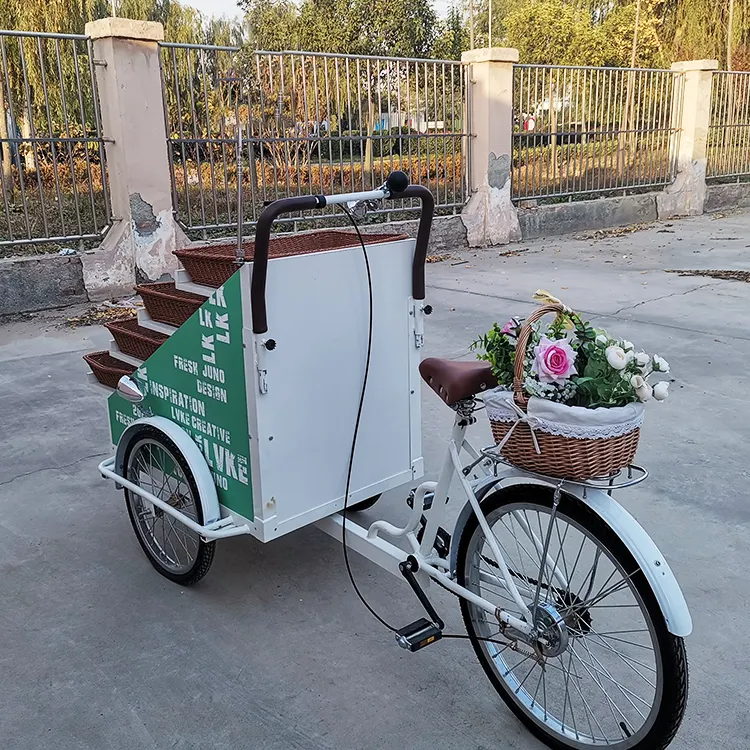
[184,0,451,23]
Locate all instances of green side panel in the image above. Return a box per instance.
[107,272,253,519]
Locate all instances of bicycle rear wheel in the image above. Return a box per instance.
[456,484,688,750]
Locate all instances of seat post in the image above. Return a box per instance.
[418,399,475,559]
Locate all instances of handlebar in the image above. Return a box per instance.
[249,176,434,334]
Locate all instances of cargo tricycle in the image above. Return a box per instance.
[88,172,690,750]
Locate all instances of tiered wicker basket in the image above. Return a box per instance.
[174,231,405,287]
[488,303,641,480]
[105,317,168,360]
[83,351,136,389]
[136,281,207,327]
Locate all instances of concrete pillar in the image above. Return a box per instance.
[460,47,522,247]
[657,59,719,219]
[83,18,187,299]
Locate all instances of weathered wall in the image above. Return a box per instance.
[704,183,750,213]
[0,255,86,316]
[360,215,467,255]
[517,194,658,240]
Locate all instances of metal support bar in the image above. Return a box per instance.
[98,458,252,540]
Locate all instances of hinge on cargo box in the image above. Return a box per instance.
[412,301,425,349]
[255,338,269,394]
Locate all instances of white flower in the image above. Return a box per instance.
[595,334,608,345]
[631,374,652,402]
[606,346,628,370]
[624,349,635,363]
[622,340,634,351]
[653,355,670,373]
[635,351,650,367]
[653,381,670,401]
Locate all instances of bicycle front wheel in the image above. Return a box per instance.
[456,484,688,750]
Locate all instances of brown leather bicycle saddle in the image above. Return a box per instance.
[419,358,497,405]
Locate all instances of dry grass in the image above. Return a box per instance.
[173,154,464,234]
[512,138,675,201]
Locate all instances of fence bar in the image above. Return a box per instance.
[0,30,110,251]
[159,43,468,236]
[511,63,683,203]
[707,71,750,182]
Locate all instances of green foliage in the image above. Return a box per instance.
[433,5,469,61]
[470,319,520,387]
[241,0,437,57]
[505,0,607,66]
[471,310,668,409]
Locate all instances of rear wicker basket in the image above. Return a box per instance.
[489,421,640,481]
[487,303,641,480]
[136,282,207,327]
[174,231,406,288]
[83,351,136,389]
[105,316,168,361]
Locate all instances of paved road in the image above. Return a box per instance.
[1,211,749,749]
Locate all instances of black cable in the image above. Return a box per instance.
[338,206,520,654]
[339,205,399,633]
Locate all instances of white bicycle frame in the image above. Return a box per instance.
[316,410,541,638]
[317,403,692,640]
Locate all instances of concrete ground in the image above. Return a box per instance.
[1,210,749,749]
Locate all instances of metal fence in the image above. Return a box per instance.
[159,43,468,237]
[512,64,683,203]
[0,30,110,250]
[707,71,750,183]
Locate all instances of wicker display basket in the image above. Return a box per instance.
[486,303,642,480]
[105,316,168,361]
[135,282,207,327]
[174,231,406,288]
[83,351,136,389]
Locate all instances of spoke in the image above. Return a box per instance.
[514,660,539,695]
[169,522,193,560]
[532,504,559,611]
[594,633,654,651]
[475,560,535,598]
[586,630,657,684]
[586,603,642,610]
[561,648,580,740]
[553,515,572,582]
[503,513,539,578]
[569,650,607,742]
[577,639,651,717]
[567,533,588,594]
[481,532,538,595]
[575,546,603,605]
[531,668,544,709]
[544,514,570,597]
[502,650,537,678]
[575,569,639,611]
[570,645,630,729]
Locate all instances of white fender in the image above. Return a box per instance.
[113,416,221,526]
[453,470,692,637]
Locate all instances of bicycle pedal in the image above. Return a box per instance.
[395,618,443,652]
[406,490,434,511]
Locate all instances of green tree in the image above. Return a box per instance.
[505,0,606,66]
[433,5,469,60]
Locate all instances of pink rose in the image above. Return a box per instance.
[532,336,577,384]
[501,317,520,335]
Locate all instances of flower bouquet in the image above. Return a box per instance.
[471,292,671,480]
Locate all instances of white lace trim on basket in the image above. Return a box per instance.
[484,388,645,442]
